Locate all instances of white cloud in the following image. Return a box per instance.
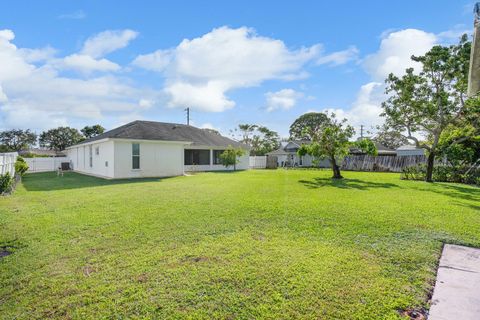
[0,85,7,103]
[0,29,152,131]
[133,49,173,72]
[265,88,303,112]
[133,26,322,112]
[81,29,138,58]
[363,29,437,80]
[18,46,56,63]
[316,46,359,66]
[316,82,384,136]
[57,54,120,73]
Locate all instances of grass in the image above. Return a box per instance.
[0,169,479,319]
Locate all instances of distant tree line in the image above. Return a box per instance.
[0,125,105,152]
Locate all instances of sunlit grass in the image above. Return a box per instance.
[0,170,479,319]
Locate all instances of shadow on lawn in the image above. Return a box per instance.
[22,172,169,191]
[298,177,399,190]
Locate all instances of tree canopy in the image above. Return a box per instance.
[81,125,105,139]
[289,112,330,140]
[39,127,84,151]
[0,129,37,151]
[231,124,280,156]
[219,146,245,171]
[298,112,355,179]
[382,35,476,182]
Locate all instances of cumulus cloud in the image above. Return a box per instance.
[81,29,138,58]
[0,29,152,130]
[363,29,437,80]
[316,46,359,66]
[265,88,303,112]
[133,26,322,112]
[57,54,120,73]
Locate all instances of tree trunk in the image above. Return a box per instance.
[331,157,343,179]
[425,151,435,183]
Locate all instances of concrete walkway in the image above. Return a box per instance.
[428,244,480,320]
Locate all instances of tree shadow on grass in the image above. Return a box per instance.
[409,183,480,203]
[298,177,399,190]
[22,172,172,191]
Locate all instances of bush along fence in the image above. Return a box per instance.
[341,155,427,173]
[0,153,31,195]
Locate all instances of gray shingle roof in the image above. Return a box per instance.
[70,120,248,148]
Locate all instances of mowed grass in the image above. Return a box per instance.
[0,170,479,319]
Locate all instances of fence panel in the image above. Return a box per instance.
[0,152,18,176]
[341,155,426,173]
[25,157,69,173]
[249,156,267,169]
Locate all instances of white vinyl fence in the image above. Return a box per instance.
[0,152,18,176]
[249,156,267,169]
[25,157,69,173]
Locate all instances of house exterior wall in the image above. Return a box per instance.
[113,140,186,178]
[66,140,115,178]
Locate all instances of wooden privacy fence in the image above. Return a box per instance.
[25,157,69,173]
[341,155,427,172]
[0,152,18,176]
[249,156,267,169]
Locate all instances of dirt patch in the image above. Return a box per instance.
[82,265,97,277]
[399,308,428,319]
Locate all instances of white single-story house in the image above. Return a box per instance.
[396,145,425,156]
[65,120,250,179]
[266,140,331,168]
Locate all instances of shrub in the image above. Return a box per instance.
[401,164,480,185]
[0,172,13,194]
[15,156,29,177]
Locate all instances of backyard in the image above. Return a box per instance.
[0,170,479,319]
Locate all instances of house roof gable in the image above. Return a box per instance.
[69,120,248,149]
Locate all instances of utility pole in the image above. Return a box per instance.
[468,2,480,96]
[185,107,190,125]
[360,125,364,139]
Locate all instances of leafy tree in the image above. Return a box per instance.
[382,35,475,182]
[353,138,378,156]
[298,112,355,179]
[219,146,246,171]
[289,112,330,140]
[372,125,409,149]
[81,125,105,139]
[0,129,37,151]
[39,127,84,151]
[231,124,280,156]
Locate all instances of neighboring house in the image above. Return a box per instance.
[396,145,425,156]
[349,142,397,156]
[266,140,331,168]
[65,120,249,179]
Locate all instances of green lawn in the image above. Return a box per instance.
[1,170,479,319]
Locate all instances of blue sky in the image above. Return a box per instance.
[0,1,475,137]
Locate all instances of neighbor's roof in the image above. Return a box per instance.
[396,144,422,150]
[68,120,248,149]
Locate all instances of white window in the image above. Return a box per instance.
[89,145,93,168]
[132,143,140,169]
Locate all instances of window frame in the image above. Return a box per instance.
[132,143,140,170]
[213,150,225,165]
[184,149,211,165]
[89,145,93,168]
